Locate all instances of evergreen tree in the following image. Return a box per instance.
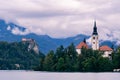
[43,50,55,71]
[34,43,120,72]
[66,43,77,62]
[112,47,120,69]
[98,57,113,72]
[56,57,65,71]
[55,45,65,58]
[0,41,43,70]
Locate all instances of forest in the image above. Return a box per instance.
[34,43,120,72]
[0,41,120,72]
[0,41,44,70]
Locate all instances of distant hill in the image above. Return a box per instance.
[0,41,44,70]
[0,19,117,54]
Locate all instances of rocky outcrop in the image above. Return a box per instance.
[22,38,39,54]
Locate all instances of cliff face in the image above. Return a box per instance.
[0,41,44,70]
[22,38,39,54]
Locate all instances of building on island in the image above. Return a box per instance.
[76,21,113,57]
[91,21,99,50]
[99,45,113,58]
[76,39,88,54]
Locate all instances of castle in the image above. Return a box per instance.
[76,21,113,58]
[22,38,39,54]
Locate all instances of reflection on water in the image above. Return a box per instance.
[0,70,119,80]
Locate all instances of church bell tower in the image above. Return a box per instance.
[91,21,99,50]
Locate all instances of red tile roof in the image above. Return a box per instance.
[99,45,113,51]
[76,42,88,49]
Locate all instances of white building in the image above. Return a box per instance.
[76,41,88,54]
[99,45,113,58]
[76,21,113,57]
[91,21,99,50]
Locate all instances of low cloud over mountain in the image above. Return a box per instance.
[0,19,119,54]
[0,0,119,39]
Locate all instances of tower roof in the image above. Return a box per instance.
[92,21,98,35]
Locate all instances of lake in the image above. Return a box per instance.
[0,70,119,80]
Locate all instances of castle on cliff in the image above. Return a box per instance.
[22,38,39,54]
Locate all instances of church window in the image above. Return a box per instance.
[109,54,111,56]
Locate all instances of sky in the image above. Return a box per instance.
[0,0,120,42]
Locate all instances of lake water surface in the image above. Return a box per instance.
[0,70,119,80]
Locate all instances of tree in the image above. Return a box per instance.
[76,55,84,72]
[112,47,120,69]
[0,41,42,70]
[66,43,77,62]
[82,57,97,72]
[43,50,55,71]
[56,57,65,71]
[55,45,65,58]
[34,42,116,72]
[64,55,72,71]
[98,57,113,72]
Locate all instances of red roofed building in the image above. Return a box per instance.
[99,45,113,57]
[76,21,113,58]
[76,41,88,54]
[76,42,88,49]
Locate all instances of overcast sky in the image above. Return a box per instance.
[0,0,120,42]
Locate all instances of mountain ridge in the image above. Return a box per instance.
[0,19,117,54]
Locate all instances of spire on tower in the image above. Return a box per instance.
[83,38,86,43]
[92,21,98,35]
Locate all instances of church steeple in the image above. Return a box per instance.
[92,21,98,35]
[83,38,86,43]
[91,21,99,50]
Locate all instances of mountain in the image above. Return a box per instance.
[0,19,117,54]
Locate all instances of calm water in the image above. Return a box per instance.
[0,70,119,80]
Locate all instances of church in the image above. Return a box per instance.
[76,21,113,58]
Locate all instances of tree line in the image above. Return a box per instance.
[0,41,120,72]
[0,41,44,70]
[34,43,120,72]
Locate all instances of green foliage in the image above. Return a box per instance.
[35,43,120,72]
[112,47,120,69]
[0,41,44,70]
[0,40,120,72]
[81,49,113,72]
[82,57,96,72]
[55,45,65,58]
[0,40,116,72]
[43,50,55,71]
[98,57,113,72]
[56,57,65,71]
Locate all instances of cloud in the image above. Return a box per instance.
[0,0,119,42]
[86,28,120,45]
[11,27,30,35]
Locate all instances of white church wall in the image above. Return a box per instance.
[102,51,112,57]
[76,49,81,54]
[91,35,99,50]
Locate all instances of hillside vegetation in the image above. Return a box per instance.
[0,41,44,70]
[34,43,120,72]
[0,41,120,72]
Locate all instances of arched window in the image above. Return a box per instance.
[93,37,95,39]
